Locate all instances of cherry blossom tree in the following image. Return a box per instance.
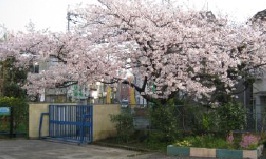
[1,0,265,104]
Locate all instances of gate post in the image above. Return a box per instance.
[10,107,14,138]
[80,115,85,143]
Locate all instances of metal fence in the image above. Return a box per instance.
[126,104,266,134]
[0,106,28,138]
[249,105,266,133]
[175,104,266,133]
[48,105,93,144]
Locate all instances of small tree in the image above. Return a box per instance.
[110,111,134,143]
[149,99,179,143]
[0,58,27,98]
[218,102,246,135]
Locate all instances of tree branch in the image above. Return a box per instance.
[55,81,78,88]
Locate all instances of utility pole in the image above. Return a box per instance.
[67,11,71,31]
[67,7,78,32]
[67,5,71,31]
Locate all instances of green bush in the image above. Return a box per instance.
[174,133,262,150]
[149,100,179,143]
[218,102,246,135]
[185,104,219,135]
[184,102,246,136]
[110,111,134,143]
[174,135,228,149]
[0,97,29,134]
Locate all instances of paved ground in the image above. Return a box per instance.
[0,139,187,159]
[0,139,265,159]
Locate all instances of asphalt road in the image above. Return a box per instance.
[0,139,221,159]
[0,139,141,159]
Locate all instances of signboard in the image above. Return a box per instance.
[0,107,10,116]
[73,85,89,99]
[46,88,67,95]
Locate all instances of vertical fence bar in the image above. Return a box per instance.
[255,105,258,133]
[49,105,51,137]
[79,105,82,142]
[77,105,79,141]
[49,105,52,137]
[70,105,72,140]
[90,106,93,143]
[9,107,14,138]
[80,106,85,143]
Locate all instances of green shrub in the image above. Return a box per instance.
[184,104,220,135]
[174,133,263,150]
[193,135,227,148]
[218,102,246,135]
[110,111,134,143]
[175,135,228,149]
[149,100,179,143]
[0,97,29,134]
[184,102,246,136]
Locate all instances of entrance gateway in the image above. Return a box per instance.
[39,105,93,144]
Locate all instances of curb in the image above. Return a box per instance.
[167,145,264,159]
[93,142,154,152]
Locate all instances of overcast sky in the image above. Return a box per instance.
[0,0,265,32]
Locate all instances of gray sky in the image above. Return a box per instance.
[0,0,265,32]
[0,0,93,32]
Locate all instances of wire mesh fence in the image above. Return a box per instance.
[125,104,266,134]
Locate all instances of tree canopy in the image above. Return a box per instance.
[0,0,265,103]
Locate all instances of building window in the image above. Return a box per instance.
[30,62,39,73]
[136,97,140,104]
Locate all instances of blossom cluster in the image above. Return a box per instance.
[0,0,265,100]
[226,133,261,150]
[175,140,192,147]
[240,134,260,149]
[226,132,234,145]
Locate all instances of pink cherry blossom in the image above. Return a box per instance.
[0,0,265,102]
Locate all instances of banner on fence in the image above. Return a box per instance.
[0,107,10,116]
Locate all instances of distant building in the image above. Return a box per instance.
[134,73,147,105]
[248,9,266,130]
[251,9,266,107]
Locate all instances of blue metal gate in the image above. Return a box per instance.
[48,105,93,144]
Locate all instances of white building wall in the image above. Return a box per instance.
[253,68,266,94]
[253,67,266,130]
[134,72,147,105]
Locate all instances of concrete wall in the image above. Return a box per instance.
[93,104,120,141]
[29,103,121,142]
[29,103,50,138]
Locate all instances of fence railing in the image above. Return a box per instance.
[0,105,28,138]
[125,104,266,134]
